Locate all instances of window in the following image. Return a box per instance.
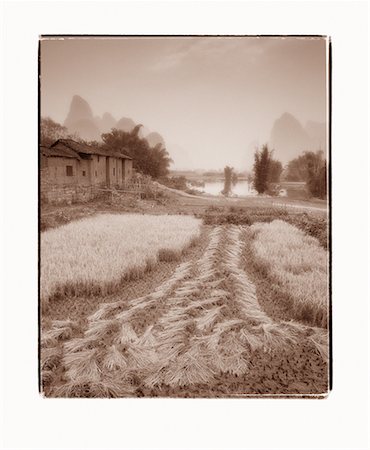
[113,168,116,176]
[82,170,86,176]
[66,165,73,176]
[95,170,98,177]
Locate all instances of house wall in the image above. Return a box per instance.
[123,159,133,181]
[112,157,121,187]
[40,167,109,205]
[116,158,123,187]
[40,155,48,169]
[106,157,115,187]
[47,157,78,186]
[107,157,128,187]
[91,154,107,186]
[76,159,91,186]
[40,153,135,205]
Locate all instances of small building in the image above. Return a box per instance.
[42,139,133,189]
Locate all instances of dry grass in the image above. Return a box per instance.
[43,224,329,397]
[41,213,201,308]
[250,220,328,328]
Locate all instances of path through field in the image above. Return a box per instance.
[42,225,329,397]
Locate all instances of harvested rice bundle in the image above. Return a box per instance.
[127,345,159,370]
[41,370,55,387]
[102,345,128,371]
[239,328,265,352]
[162,346,215,386]
[85,319,121,340]
[41,346,62,371]
[154,342,188,368]
[114,323,138,345]
[212,331,249,376]
[90,260,194,323]
[136,325,158,349]
[88,299,129,322]
[63,336,98,353]
[308,330,329,360]
[51,379,133,398]
[64,348,102,382]
[195,305,226,331]
[41,325,73,347]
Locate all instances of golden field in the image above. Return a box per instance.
[41,213,202,306]
[250,220,328,327]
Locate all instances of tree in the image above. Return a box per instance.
[101,126,172,178]
[222,166,234,196]
[253,144,271,194]
[284,150,327,199]
[267,159,283,183]
[40,117,70,146]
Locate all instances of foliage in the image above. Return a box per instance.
[159,176,188,191]
[189,179,205,188]
[221,166,234,196]
[185,187,202,196]
[40,117,76,146]
[284,151,327,199]
[267,159,283,183]
[101,126,172,178]
[253,144,271,194]
[253,144,284,193]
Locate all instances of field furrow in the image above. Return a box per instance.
[42,223,329,397]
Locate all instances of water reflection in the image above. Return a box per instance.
[199,181,257,197]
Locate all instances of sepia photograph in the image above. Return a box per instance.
[39,35,330,398]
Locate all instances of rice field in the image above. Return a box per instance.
[41,220,329,397]
[41,214,202,307]
[250,220,328,328]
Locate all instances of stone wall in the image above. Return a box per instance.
[40,168,110,205]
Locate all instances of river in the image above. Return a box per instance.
[196,180,257,197]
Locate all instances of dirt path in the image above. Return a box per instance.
[41,225,328,397]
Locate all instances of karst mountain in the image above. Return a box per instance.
[269,112,326,164]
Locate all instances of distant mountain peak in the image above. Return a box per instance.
[269,112,326,164]
[64,96,99,140]
[62,95,170,148]
[64,95,94,128]
[116,117,136,132]
[145,132,165,147]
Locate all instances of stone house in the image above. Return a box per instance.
[40,139,133,204]
[41,139,133,188]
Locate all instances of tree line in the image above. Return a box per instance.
[220,144,327,199]
[250,144,327,199]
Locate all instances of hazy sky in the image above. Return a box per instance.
[41,36,327,170]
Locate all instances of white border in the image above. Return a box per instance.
[1,1,369,450]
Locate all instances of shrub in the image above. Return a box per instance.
[159,176,188,191]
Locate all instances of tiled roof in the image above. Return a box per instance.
[51,139,132,159]
[40,144,81,160]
